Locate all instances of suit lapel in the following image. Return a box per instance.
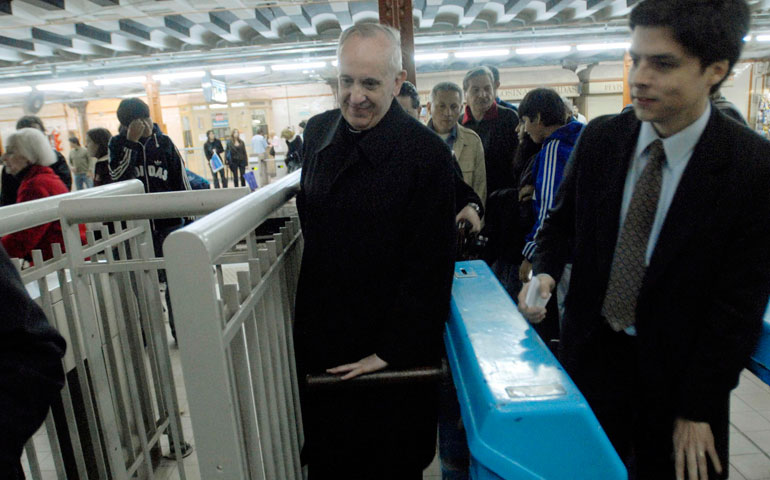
[594,112,642,268]
[642,110,728,289]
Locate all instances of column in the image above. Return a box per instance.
[379,0,416,86]
[144,77,168,133]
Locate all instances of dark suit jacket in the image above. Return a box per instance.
[533,108,770,421]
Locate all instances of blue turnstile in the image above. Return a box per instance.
[446,261,627,480]
[749,301,770,386]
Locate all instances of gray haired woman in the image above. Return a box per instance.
[1,128,84,262]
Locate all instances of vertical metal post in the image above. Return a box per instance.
[165,232,247,479]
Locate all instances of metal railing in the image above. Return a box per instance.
[1,182,251,479]
[164,171,303,480]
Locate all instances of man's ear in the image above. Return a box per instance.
[706,59,730,91]
[393,70,407,97]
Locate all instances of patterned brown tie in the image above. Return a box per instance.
[602,139,666,331]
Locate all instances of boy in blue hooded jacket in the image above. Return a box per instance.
[519,88,584,276]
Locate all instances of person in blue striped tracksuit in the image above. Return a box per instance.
[518,88,584,346]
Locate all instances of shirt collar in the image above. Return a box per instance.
[427,119,457,140]
[635,102,711,168]
[462,101,498,124]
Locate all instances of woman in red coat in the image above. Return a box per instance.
[1,128,76,262]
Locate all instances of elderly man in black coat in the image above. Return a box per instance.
[294,22,456,479]
[0,245,66,478]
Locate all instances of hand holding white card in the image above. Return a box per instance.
[525,275,551,308]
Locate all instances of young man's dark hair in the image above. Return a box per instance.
[518,88,568,127]
[629,0,749,93]
[68,137,80,146]
[398,81,420,110]
[116,97,151,127]
[15,115,45,132]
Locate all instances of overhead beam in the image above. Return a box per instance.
[31,27,72,48]
[17,0,64,9]
[504,0,529,16]
[545,0,581,13]
[74,23,111,45]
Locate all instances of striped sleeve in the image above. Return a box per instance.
[108,136,141,183]
[522,139,561,260]
[109,146,133,181]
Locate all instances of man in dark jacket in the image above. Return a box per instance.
[0,244,66,479]
[109,98,190,340]
[295,22,456,479]
[519,1,769,478]
[1,115,71,206]
[460,66,521,291]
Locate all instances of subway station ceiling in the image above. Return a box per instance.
[2,0,770,101]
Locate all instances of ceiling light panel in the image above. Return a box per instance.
[271,62,326,71]
[454,49,509,59]
[516,46,572,55]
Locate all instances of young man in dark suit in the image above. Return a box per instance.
[518,1,770,479]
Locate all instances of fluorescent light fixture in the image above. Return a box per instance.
[94,76,146,86]
[271,62,327,71]
[576,42,631,52]
[332,60,338,67]
[454,49,509,59]
[209,103,229,109]
[0,86,32,95]
[192,105,208,110]
[415,52,449,61]
[152,71,206,82]
[36,81,89,92]
[744,35,753,42]
[211,66,266,76]
[230,102,246,107]
[757,34,770,42]
[516,45,572,55]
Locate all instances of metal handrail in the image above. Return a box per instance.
[0,179,145,235]
[167,170,300,262]
[58,187,250,223]
[305,364,446,390]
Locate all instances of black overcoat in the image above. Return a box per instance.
[294,99,456,474]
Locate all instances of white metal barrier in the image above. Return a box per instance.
[1,182,252,479]
[164,171,303,479]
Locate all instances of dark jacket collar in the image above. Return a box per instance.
[318,98,405,164]
[462,101,498,124]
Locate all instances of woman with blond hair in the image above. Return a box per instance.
[281,127,303,172]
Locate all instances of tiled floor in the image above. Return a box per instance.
[23,342,770,480]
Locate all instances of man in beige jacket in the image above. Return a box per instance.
[427,81,486,205]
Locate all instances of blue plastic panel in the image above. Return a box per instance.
[748,301,770,386]
[446,261,627,480]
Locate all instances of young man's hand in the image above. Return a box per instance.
[127,118,152,142]
[673,418,722,480]
[517,273,555,324]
